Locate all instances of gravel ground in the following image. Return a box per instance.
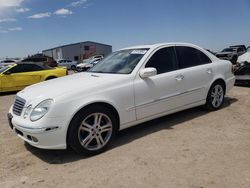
[0,86,250,188]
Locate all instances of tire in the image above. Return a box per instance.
[45,76,57,81]
[71,65,76,71]
[67,105,118,156]
[231,56,237,64]
[205,82,225,110]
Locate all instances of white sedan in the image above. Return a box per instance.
[8,43,235,156]
[57,59,78,70]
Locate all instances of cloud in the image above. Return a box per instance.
[0,30,8,33]
[28,12,51,19]
[0,0,24,8]
[0,18,16,23]
[54,8,73,16]
[16,7,30,12]
[8,27,23,31]
[71,0,88,7]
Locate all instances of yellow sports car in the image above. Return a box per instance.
[0,62,67,92]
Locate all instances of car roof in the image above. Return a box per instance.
[119,42,205,51]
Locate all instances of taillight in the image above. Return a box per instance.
[231,64,237,74]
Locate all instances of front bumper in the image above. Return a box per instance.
[7,112,69,150]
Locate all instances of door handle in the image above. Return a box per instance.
[175,75,184,81]
[206,69,212,74]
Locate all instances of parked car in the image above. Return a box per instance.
[7,43,235,156]
[0,59,19,66]
[22,54,57,67]
[234,48,250,84]
[57,59,78,70]
[0,62,67,92]
[91,55,104,59]
[76,58,102,72]
[216,46,246,64]
[230,45,247,51]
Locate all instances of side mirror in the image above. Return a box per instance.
[139,68,157,78]
[3,71,11,75]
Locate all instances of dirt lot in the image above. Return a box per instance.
[0,86,250,188]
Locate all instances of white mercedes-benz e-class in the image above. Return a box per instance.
[8,43,235,155]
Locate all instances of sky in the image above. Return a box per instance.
[0,0,250,58]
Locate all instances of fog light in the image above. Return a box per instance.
[31,136,38,142]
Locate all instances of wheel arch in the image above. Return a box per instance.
[66,101,121,148]
[45,75,57,80]
[209,78,226,94]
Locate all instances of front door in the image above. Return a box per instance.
[134,46,183,120]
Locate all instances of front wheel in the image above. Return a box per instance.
[67,105,118,156]
[71,65,76,71]
[205,82,225,110]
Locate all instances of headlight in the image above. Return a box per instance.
[24,105,32,119]
[30,99,53,121]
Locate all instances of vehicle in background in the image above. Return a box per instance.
[0,59,19,66]
[0,62,67,92]
[77,57,102,72]
[91,55,104,59]
[22,54,57,67]
[234,48,250,85]
[230,45,247,51]
[216,46,246,64]
[7,43,235,156]
[57,59,78,70]
[205,49,216,55]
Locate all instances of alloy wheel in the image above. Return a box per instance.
[78,113,113,151]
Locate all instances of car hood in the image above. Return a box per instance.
[238,52,250,63]
[77,63,89,67]
[18,72,128,103]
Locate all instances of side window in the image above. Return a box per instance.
[27,64,44,71]
[145,47,177,74]
[9,64,28,73]
[237,48,243,52]
[176,46,211,69]
[9,64,43,73]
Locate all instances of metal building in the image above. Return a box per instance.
[42,41,112,62]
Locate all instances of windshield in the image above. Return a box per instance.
[0,65,11,73]
[222,48,236,52]
[88,49,149,74]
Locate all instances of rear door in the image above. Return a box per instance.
[175,45,213,105]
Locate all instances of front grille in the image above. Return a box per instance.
[13,96,26,116]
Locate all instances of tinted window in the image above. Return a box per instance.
[237,48,243,52]
[176,46,211,69]
[9,64,43,73]
[145,47,177,74]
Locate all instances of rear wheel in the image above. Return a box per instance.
[71,65,76,71]
[68,105,118,156]
[231,56,237,64]
[45,76,57,81]
[205,82,225,110]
